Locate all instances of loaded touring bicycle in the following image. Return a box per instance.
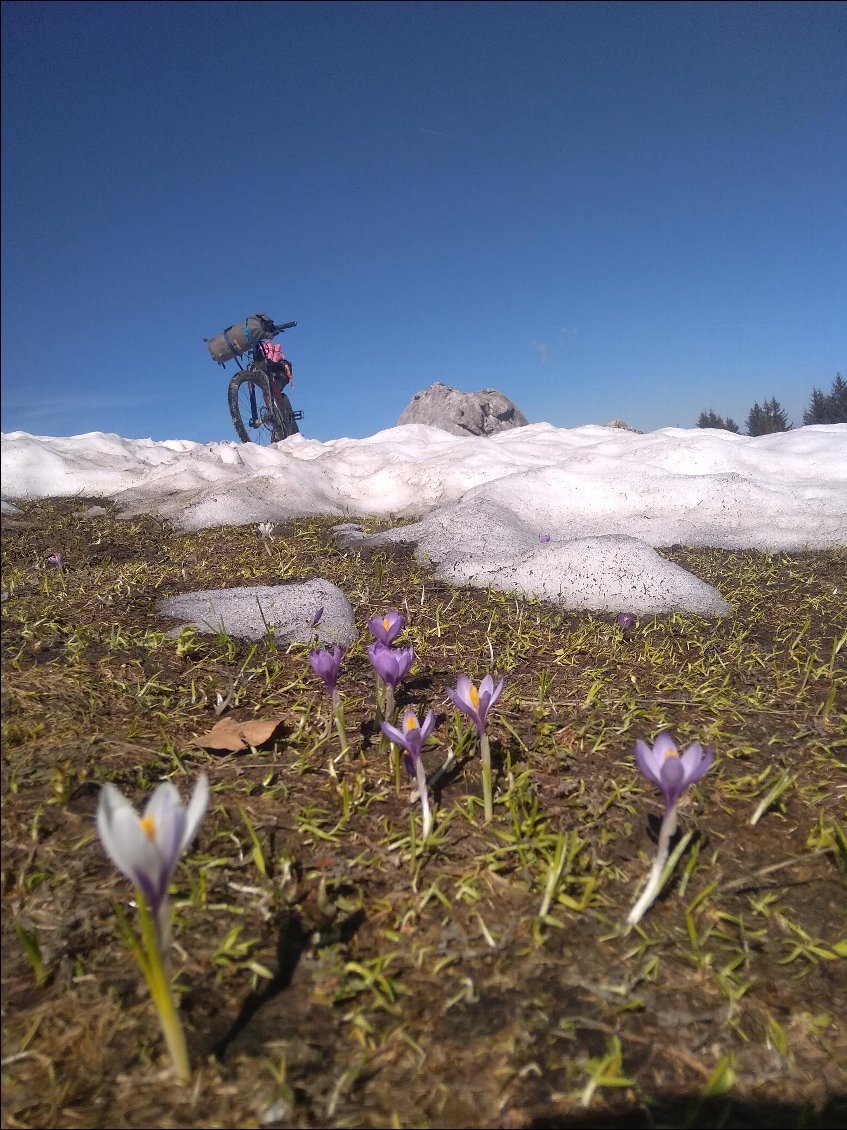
[206,313,303,444]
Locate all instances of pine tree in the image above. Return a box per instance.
[829,372,847,421]
[745,397,792,436]
[697,409,739,432]
[803,388,831,425]
[801,373,846,425]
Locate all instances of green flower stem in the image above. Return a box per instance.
[378,687,396,766]
[117,894,191,1084]
[480,731,493,822]
[627,805,678,927]
[331,689,349,758]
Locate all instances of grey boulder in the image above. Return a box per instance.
[397,382,529,437]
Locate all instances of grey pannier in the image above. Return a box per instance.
[207,313,276,363]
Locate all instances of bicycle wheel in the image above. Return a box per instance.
[272,390,300,439]
[228,371,283,445]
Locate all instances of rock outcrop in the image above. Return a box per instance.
[398,382,529,437]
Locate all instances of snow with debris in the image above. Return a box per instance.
[2,423,845,626]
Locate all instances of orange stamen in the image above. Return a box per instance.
[404,715,418,731]
[140,814,157,841]
[470,685,480,708]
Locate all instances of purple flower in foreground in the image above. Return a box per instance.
[47,553,63,567]
[634,731,714,813]
[368,642,415,690]
[447,674,505,736]
[381,708,436,776]
[97,774,209,924]
[310,645,343,693]
[617,612,636,633]
[367,611,406,646]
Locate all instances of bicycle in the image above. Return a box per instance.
[206,314,304,445]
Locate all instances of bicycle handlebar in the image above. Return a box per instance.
[271,320,297,334]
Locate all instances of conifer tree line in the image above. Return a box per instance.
[697,373,846,435]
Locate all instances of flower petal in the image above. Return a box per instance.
[679,742,714,786]
[659,756,687,810]
[103,802,165,910]
[652,731,678,759]
[380,720,406,746]
[633,739,662,786]
[180,772,210,854]
[419,709,436,742]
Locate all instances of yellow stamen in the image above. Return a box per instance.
[469,685,480,708]
[663,746,680,760]
[140,814,157,841]
[383,617,391,631]
[404,715,418,731]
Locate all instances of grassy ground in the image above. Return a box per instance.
[1,497,845,1129]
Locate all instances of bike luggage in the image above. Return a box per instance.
[207,313,276,363]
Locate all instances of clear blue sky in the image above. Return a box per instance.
[2,0,845,443]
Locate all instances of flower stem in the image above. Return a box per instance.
[626,806,678,927]
[415,759,433,839]
[136,896,191,1083]
[480,731,493,822]
[332,690,349,759]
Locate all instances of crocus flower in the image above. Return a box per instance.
[381,708,436,773]
[309,646,348,756]
[627,731,714,927]
[367,611,406,646]
[312,606,324,627]
[310,645,343,693]
[539,533,551,543]
[97,774,208,1084]
[257,522,275,538]
[447,674,505,737]
[97,774,209,928]
[368,642,415,691]
[617,612,636,634]
[381,709,436,837]
[447,674,505,822]
[634,731,713,813]
[46,553,63,567]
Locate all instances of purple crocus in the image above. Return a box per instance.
[539,533,551,543]
[97,774,209,930]
[617,612,636,634]
[309,645,349,756]
[627,731,714,927]
[447,674,505,737]
[367,611,406,646]
[310,645,343,693]
[381,708,436,775]
[381,709,436,837]
[368,642,415,691]
[447,674,505,822]
[312,607,324,627]
[47,553,64,567]
[634,731,714,813]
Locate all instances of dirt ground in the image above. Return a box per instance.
[1,499,845,1128]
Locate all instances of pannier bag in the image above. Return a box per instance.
[207,313,276,363]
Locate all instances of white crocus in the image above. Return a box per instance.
[97,774,209,927]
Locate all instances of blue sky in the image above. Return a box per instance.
[2,0,845,443]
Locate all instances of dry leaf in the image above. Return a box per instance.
[190,716,283,752]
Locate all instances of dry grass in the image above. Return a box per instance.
[2,498,846,1129]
